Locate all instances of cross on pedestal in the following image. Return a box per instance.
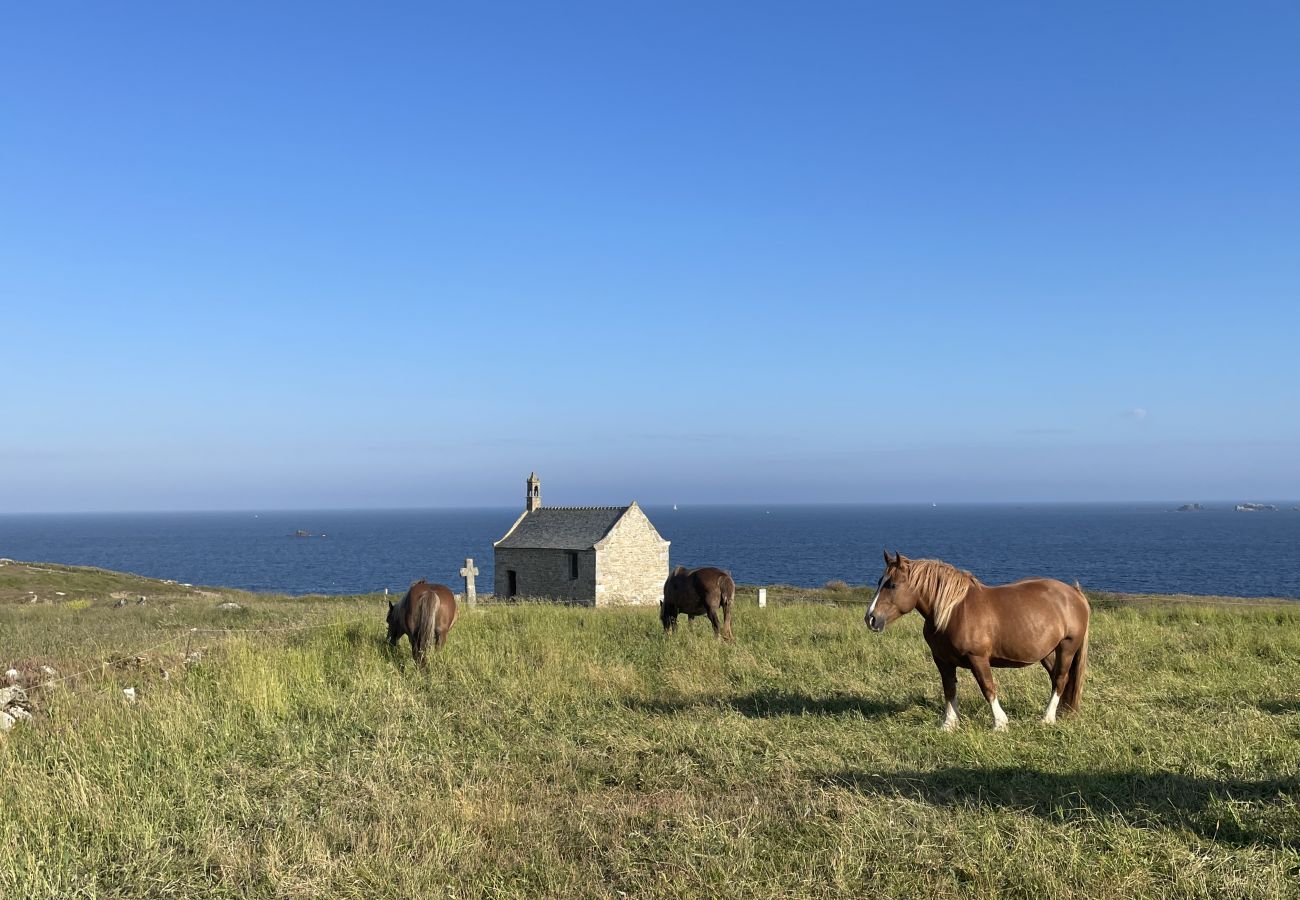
[459,558,480,607]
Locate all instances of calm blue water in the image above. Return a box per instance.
[1,504,1298,599]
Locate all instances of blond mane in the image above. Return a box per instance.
[904,558,981,631]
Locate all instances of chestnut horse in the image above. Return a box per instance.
[662,565,735,641]
[386,579,458,665]
[866,551,1089,730]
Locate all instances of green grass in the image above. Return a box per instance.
[1,563,1298,898]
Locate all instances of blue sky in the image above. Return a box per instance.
[2,2,1298,512]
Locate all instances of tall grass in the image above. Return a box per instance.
[2,582,1298,898]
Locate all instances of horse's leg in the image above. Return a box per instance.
[933,654,959,731]
[1039,650,1059,722]
[1043,639,1079,723]
[1039,649,1057,677]
[969,656,1008,730]
[721,601,734,642]
[434,627,446,651]
[703,600,723,638]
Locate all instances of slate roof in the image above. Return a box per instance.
[494,506,630,550]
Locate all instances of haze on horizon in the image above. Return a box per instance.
[3,3,1299,514]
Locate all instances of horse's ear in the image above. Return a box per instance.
[895,552,911,570]
[883,549,892,567]
[388,599,394,610]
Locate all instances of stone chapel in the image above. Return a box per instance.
[492,473,670,606]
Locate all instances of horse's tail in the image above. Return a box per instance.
[412,586,438,666]
[1061,582,1090,712]
[719,571,736,641]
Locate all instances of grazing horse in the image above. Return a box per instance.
[386,579,458,665]
[865,551,1090,731]
[662,565,735,641]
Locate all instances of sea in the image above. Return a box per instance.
[1,504,1298,599]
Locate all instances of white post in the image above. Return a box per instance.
[758,588,767,608]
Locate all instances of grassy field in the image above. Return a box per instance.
[1,562,1298,899]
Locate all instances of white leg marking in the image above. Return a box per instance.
[990,697,1009,731]
[1041,691,1060,724]
[940,697,959,731]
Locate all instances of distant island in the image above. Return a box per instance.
[291,530,327,538]
[1235,503,1278,512]
[1174,503,1203,512]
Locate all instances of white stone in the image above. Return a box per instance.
[123,687,137,703]
[218,602,241,611]
[8,707,31,722]
[0,711,14,732]
[4,669,18,683]
[39,665,57,676]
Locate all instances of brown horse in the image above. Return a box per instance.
[662,565,735,640]
[866,551,1090,730]
[386,579,458,665]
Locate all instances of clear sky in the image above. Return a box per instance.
[2,2,1298,512]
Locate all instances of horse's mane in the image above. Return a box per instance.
[906,559,981,631]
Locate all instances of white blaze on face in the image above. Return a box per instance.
[867,574,884,620]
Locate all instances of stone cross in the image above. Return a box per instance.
[758,588,767,608]
[460,558,479,607]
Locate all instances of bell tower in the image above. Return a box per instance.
[526,472,541,513]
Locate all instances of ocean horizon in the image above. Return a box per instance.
[3,502,1299,600]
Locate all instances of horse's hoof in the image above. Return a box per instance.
[939,719,959,732]
[1040,715,1057,725]
[993,721,1009,732]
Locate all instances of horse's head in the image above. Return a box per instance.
[385,595,400,644]
[866,550,915,632]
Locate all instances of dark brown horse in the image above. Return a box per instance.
[386,579,458,665]
[866,551,1090,730]
[662,565,735,640]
